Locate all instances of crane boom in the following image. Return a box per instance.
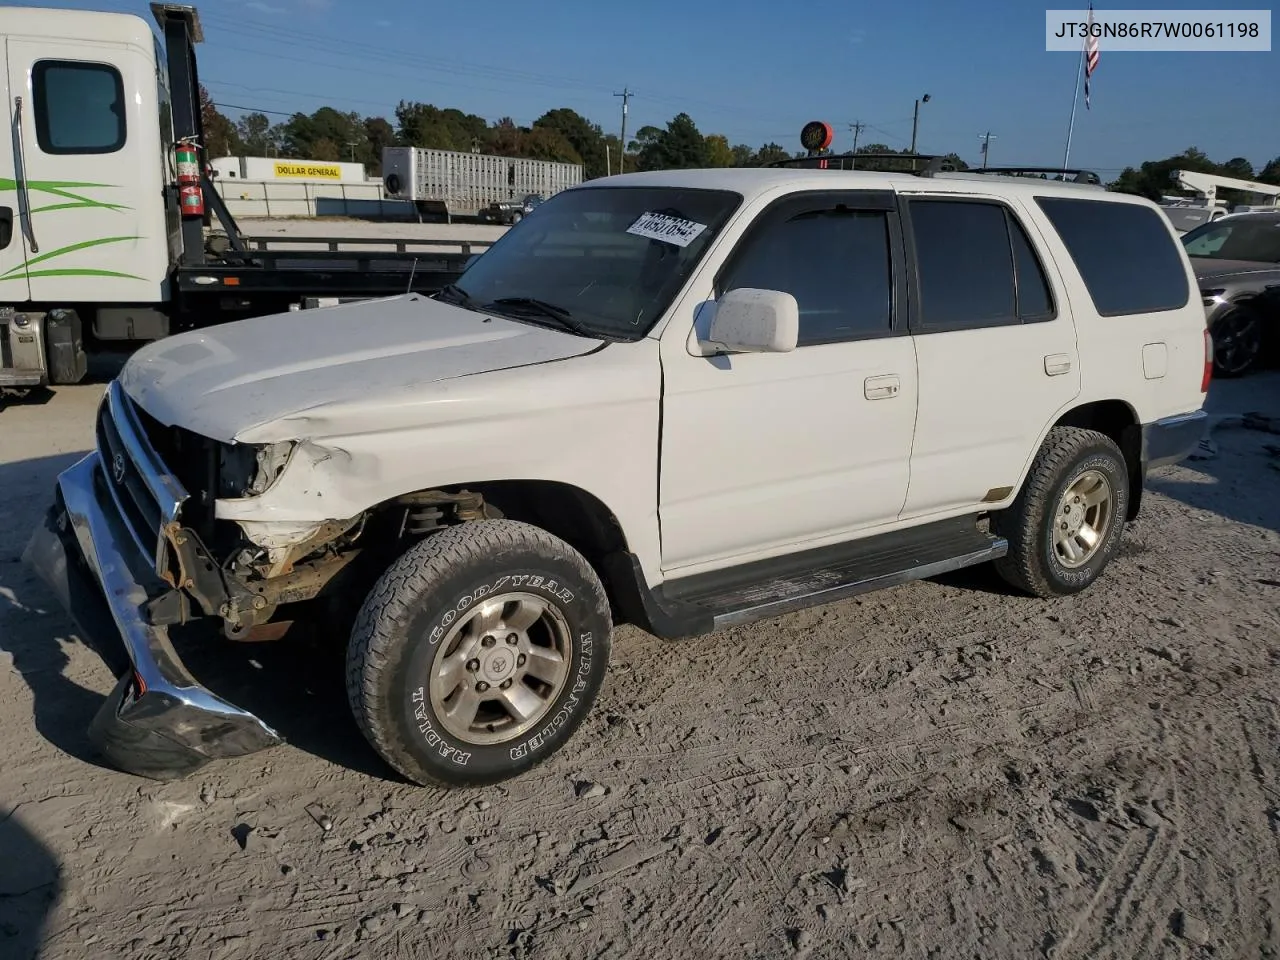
[1172,169,1280,206]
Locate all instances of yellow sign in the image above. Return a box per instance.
[273,161,342,180]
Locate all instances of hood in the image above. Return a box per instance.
[1190,257,1280,284]
[119,294,603,442]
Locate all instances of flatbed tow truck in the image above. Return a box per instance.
[0,3,485,392]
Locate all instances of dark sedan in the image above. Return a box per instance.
[1182,210,1280,377]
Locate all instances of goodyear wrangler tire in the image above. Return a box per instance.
[346,519,612,787]
[992,427,1129,599]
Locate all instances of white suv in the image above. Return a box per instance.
[25,161,1210,786]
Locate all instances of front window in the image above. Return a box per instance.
[445,186,742,341]
[1182,218,1280,263]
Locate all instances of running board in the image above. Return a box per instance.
[613,516,1008,639]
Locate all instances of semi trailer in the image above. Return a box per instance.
[381,147,582,222]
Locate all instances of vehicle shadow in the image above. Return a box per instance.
[1,453,401,783]
[0,452,117,771]
[0,808,62,960]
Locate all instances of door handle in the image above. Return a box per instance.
[1044,353,1072,376]
[0,206,11,251]
[864,374,901,400]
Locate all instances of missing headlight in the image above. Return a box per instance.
[220,441,296,498]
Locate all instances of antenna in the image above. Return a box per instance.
[406,257,418,293]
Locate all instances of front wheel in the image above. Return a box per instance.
[992,427,1129,599]
[346,520,613,787]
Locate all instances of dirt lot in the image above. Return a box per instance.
[2,373,1278,960]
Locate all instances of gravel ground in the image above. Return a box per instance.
[1,372,1278,960]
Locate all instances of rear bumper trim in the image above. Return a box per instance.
[1142,409,1208,471]
[22,452,281,781]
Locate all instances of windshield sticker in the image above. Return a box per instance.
[626,211,708,247]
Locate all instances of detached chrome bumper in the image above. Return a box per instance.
[22,452,281,781]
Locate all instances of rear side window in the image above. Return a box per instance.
[33,60,127,155]
[907,199,1055,329]
[1035,197,1189,316]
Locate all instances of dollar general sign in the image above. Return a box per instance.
[273,162,342,180]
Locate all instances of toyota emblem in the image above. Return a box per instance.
[111,452,127,485]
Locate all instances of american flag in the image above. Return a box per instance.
[1084,4,1100,109]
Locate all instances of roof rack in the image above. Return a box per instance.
[970,166,1103,185]
[766,152,952,177]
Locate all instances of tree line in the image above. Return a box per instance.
[200,88,1279,197]
[198,87,965,180]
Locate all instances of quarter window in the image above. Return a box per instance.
[33,60,127,155]
[1035,196,1190,316]
[719,206,894,345]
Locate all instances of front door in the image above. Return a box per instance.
[0,42,30,301]
[898,193,1082,517]
[659,190,919,573]
[5,36,165,305]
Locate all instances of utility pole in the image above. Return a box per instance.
[910,93,931,153]
[613,88,631,175]
[346,140,360,162]
[978,131,997,168]
[848,121,865,169]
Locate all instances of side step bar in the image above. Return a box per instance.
[608,516,1008,640]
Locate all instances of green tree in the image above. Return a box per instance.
[1110,147,1222,200]
[1219,157,1255,179]
[704,134,734,168]
[521,127,583,164]
[1259,156,1280,185]
[363,116,397,174]
[533,108,607,178]
[395,101,488,152]
[730,143,755,166]
[199,84,240,158]
[752,142,790,165]
[235,112,274,156]
[635,113,710,170]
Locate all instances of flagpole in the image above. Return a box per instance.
[1062,47,1084,169]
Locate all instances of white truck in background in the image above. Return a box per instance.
[0,3,479,392]
[1159,169,1280,233]
[381,146,582,222]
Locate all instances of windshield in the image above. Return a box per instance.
[449,185,742,340]
[1181,217,1280,263]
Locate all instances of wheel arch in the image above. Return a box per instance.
[372,478,644,624]
[1049,399,1144,521]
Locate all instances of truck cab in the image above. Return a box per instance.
[0,5,182,388]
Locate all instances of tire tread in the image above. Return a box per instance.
[345,519,609,786]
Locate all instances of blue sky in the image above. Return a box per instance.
[17,0,1280,175]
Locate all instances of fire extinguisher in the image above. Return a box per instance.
[175,140,205,218]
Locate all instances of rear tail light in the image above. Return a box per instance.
[1201,328,1213,393]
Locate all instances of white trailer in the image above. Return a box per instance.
[381,147,583,221]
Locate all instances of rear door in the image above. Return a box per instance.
[900,193,1082,517]
[6,35,165,304]
[0,41,31,300]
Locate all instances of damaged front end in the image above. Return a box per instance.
[22,381,376,779]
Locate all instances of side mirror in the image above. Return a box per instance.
[703,288,799,354]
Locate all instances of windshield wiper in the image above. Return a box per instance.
[434,282,476,307]
[481,297,594,337]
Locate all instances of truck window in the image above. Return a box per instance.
[1035,196,1190,316]
[33,60,127,155]
[719,206,894,346]
[907,199,1018,330]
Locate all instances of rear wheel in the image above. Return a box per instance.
[346,520,612,787]
[1211,307,1263,378]
[992,427,1129,598]
[510,211,523,224]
